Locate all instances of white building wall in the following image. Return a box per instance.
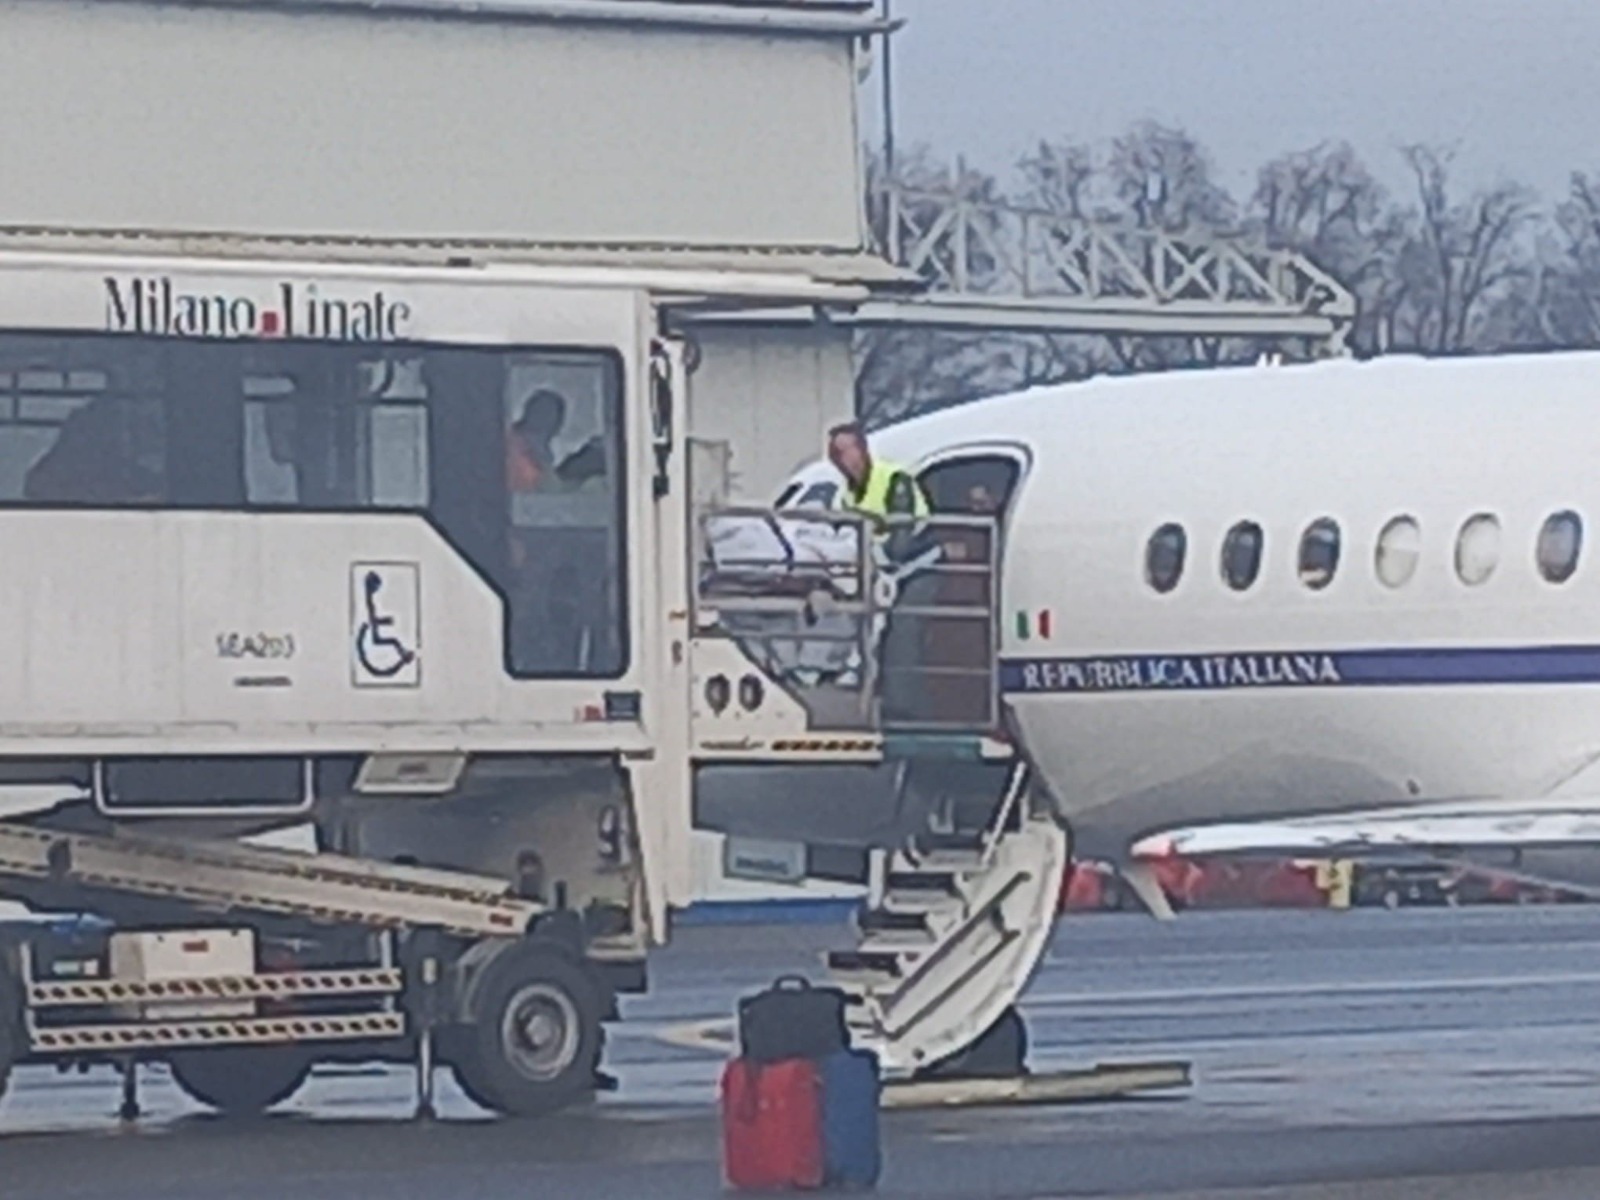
[0,0,868,250]
[687,323,856,503]
[685,322,860,903]
[0,0,883,912]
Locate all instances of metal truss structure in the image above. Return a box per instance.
[860,180,1357,352]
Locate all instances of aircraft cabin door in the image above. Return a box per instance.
[900,451,1024,731]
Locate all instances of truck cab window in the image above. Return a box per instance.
[0,349,164,506]
[501,353,626,679]
[241,350,429,510]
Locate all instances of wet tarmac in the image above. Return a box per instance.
[8,905,1600,1198]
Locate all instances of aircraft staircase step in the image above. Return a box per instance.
[885,871,964,894]
[895,849,986,876]
[855,928,936,955]
[845,1008,881,1036]
[827,949,904,979]
[854,906,929,935]
[910,831,990,854]
[880,888,963,917]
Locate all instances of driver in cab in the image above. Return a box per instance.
[503,387,612,676]
[506,389,605,494]
[825,421,929,559]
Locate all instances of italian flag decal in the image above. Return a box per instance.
[1015,609,1053,640]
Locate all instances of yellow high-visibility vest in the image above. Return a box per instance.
[843,459,929,527]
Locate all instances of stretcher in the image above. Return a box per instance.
[698,510,904,686]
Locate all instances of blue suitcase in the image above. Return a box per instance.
[819,1048,882,1190]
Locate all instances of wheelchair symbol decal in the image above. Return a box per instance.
[351,562,420,687]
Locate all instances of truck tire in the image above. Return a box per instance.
[168,1047,311,1116]
[451,943,602,1118]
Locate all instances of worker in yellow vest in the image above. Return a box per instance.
[826,422,936,723]
[827,421,930,549]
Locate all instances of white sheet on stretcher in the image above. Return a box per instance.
[702,512,867,595]
[700,512,886,682]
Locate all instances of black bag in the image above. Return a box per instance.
[737,974,850,1063]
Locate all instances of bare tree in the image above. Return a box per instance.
[1538,171,1600,346]
[1017,137,1097,220]
[866,143,1009,292]
[1394,144,1536,352]
[857,144,1038,423]
[1249,141,1404,354]
[854,125,1584,427]
[1106,120,1237,231]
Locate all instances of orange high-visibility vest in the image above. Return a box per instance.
[506,435,544,492]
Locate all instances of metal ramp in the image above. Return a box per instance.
[824,764,1068,1077]
[0,824,543,938]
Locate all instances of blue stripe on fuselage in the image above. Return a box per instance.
[999,644,1600,695]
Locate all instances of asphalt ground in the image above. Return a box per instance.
[8,905,1600,1198]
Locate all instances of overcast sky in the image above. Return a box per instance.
[864,0,1600,204]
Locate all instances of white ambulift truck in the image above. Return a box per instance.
[0,246,1058,1120]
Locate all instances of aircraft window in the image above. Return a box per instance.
[1455,513,1501,587]
[793,481,839,509]
[1298,518,1341,590]
[1144,523,1186,593]
[1375,515,1421,588]
[1536,510,1583,584]
[1220,521,1264,591]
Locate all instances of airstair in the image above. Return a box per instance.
[824,763,1066,1076]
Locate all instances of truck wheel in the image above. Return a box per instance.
[168,1048,311,1116]
[451,944,602,1118]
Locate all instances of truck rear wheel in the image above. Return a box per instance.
[169,1047,311,1116]
[451,943,602,1118]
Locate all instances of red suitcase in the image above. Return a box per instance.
[720,1057,824,1191]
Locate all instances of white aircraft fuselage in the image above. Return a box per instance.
[831,351,1600,858]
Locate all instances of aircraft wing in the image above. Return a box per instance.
[1130,796,1600,861]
